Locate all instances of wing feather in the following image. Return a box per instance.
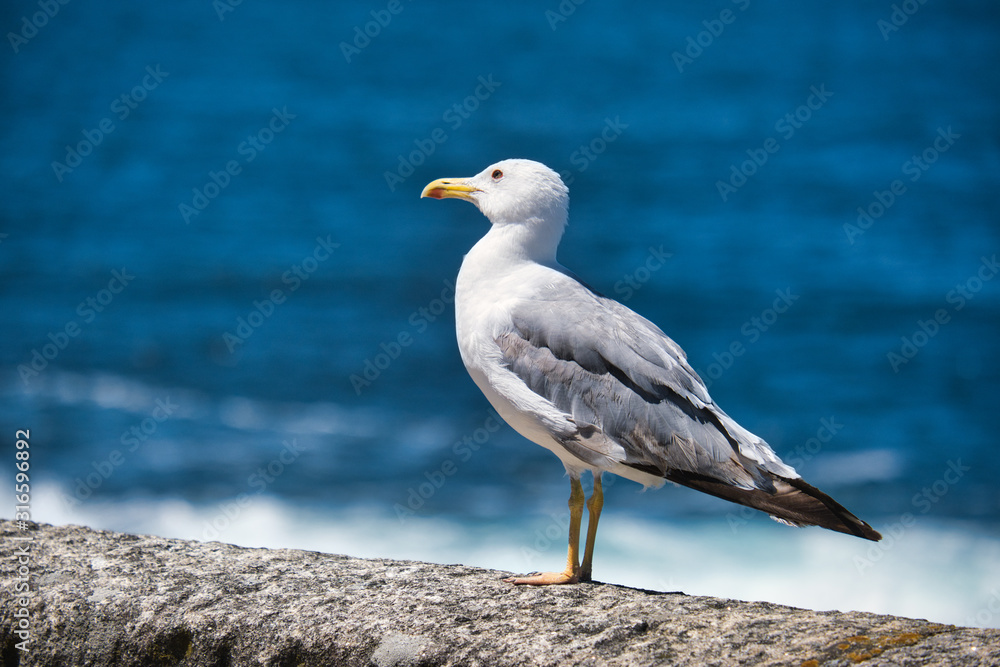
[496,277,794,487]
[490,271,880,541]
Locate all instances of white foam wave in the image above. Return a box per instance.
[804,448,905,485]
[7,369,382,438]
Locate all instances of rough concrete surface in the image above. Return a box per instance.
[1,520,997,666]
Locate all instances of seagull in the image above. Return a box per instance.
[421,159,881,585]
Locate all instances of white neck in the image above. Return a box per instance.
[471,216,566,269]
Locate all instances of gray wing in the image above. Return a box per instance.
[496,277,794,490]
[496,276,883,542]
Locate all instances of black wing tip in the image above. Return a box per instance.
[825,515,882,542]
[782,476,882,541]
[667,470,883,541]
[861,525,883,542]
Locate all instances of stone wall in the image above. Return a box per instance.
[1,520,997,666]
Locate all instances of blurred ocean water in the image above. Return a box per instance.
[2,0,999,626]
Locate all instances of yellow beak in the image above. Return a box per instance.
[420,177,479,202]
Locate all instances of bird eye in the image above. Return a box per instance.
[492,169,503,180]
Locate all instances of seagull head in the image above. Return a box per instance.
[421,159,569,230]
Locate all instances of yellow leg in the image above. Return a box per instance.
[504,476,584,585]
[580,473,603,582]
[564,476,585,576]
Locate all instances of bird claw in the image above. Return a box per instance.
[503,570,579,586]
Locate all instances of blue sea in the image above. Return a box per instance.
[2,0,999,628]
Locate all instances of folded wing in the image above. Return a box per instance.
[496,275,880,541]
